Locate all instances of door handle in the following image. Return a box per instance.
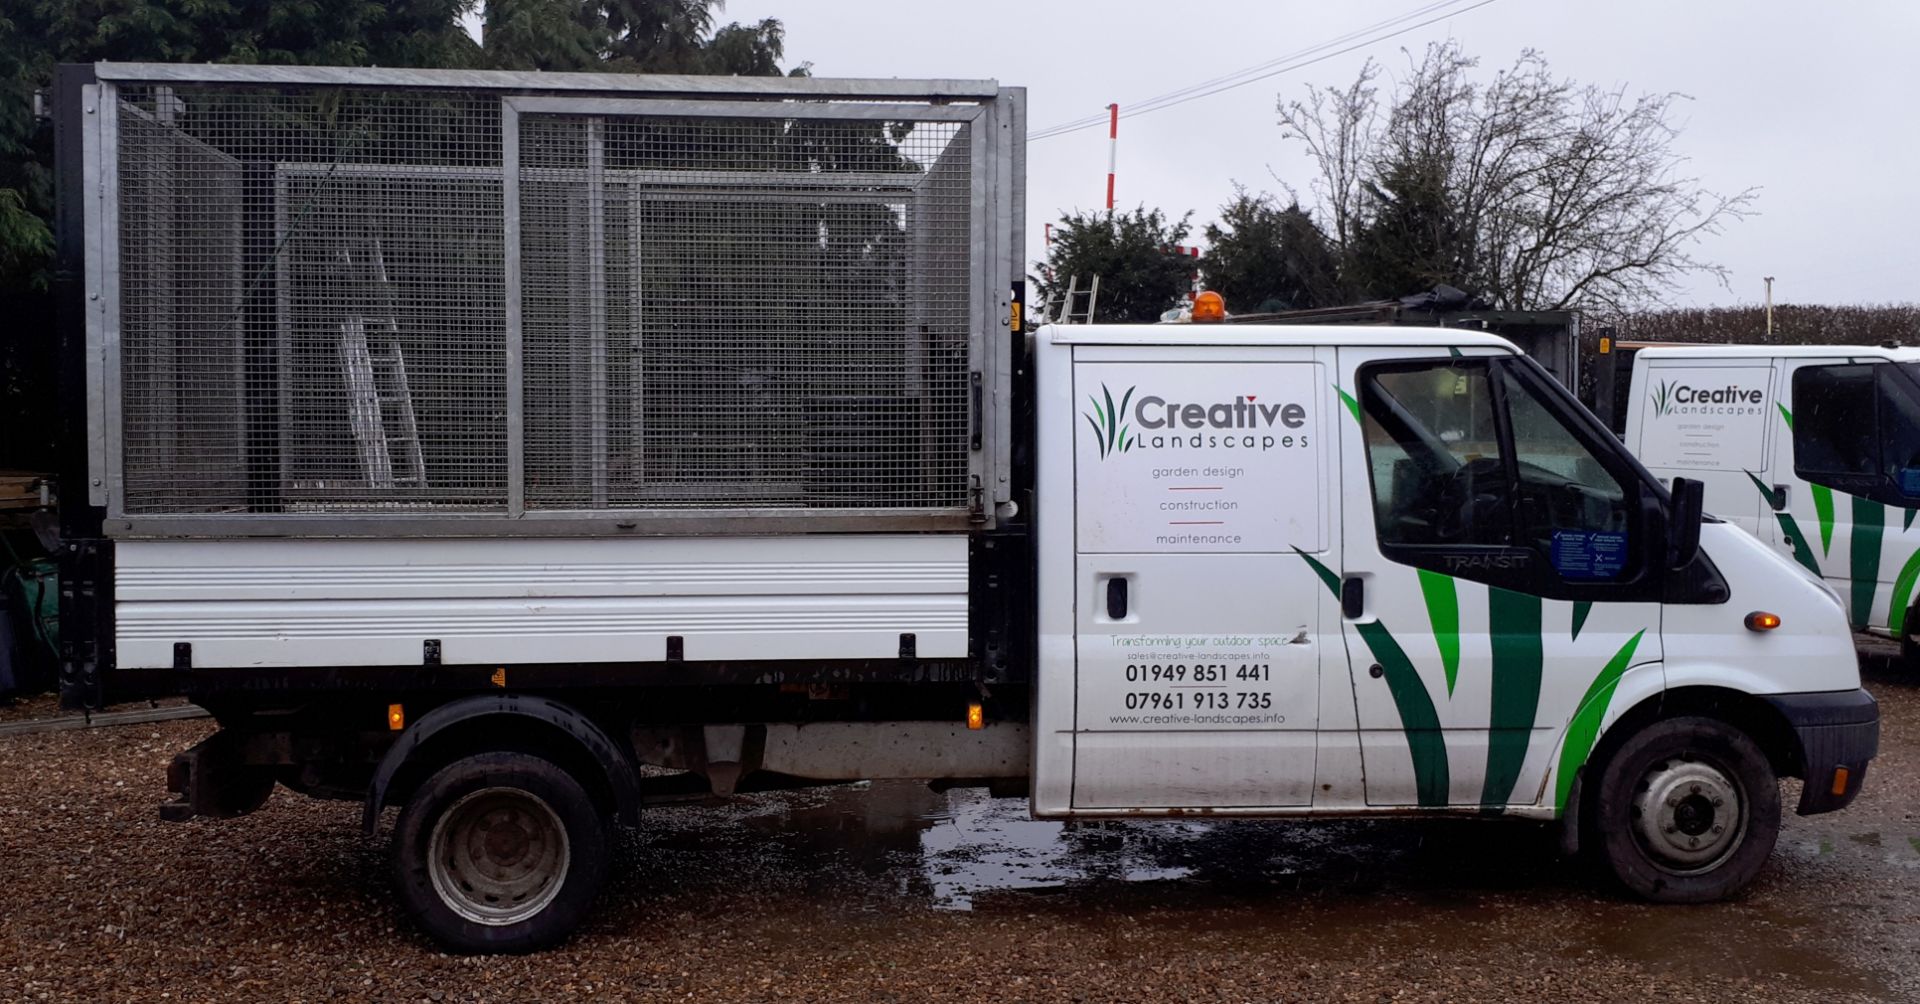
[1105,577,1129,620]
[1341,576,1364,619]
[1770,484,1789,511]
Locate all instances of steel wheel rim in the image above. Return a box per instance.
[428,786,570,926]
[1629,754,1746,874]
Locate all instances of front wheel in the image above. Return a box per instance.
[1589,716,1780,903]
[392,752,609,953]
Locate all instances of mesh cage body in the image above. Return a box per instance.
[92,71,1011,530]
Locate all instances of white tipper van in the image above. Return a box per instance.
[59,62,1879,953]
[1625,344,1920,659]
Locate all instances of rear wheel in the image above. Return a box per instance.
[392,752,609,953]
[1590,716,1780,903]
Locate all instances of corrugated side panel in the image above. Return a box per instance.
[115,536,967,669]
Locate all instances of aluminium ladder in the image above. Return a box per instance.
[337,241,426,491]
[1050,274,1100,324]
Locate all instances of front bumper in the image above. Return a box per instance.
[1764,689,1880,815]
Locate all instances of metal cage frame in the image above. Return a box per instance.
[68,63,1024,538]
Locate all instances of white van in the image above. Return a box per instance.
[1033,324,1877,902]
[1624,344,1920,659]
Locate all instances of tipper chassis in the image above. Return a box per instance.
[57,63,1032,949]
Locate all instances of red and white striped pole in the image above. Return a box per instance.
[1105,103,1119,211]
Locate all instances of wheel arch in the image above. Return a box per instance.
[364,694,642,835]
[1563,685,1798,849]
[1557,679,1800,856]
[1590,686,1802,782]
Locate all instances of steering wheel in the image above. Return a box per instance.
[1432,457,1508,544]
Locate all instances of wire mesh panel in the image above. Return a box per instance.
[117,99,246,512]
[113,84,507,515]
[274,164,506,511]
[518,110,976,512]
[96,69,1010,530]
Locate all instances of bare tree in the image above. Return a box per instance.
[1277,42,1754,311]
[1276,63,1379,251]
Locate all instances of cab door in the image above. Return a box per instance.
[1068,345,1330,809]
[1771,356,1920,633]
[1334,347,1665,808]
[1763,356,1851,591]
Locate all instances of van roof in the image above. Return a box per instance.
[1042,323,1522,351]
[1633,343,1920,362]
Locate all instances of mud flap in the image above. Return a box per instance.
[1557,771,1584,858]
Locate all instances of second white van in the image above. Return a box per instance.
[1625,343,1920,660]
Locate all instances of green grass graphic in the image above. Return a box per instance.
[1416,570,1460,696]
[1482,589,1543,808]
[1812,484,1836,555]
[1651,380,1674,418]
[1748,471,1821,576]
[1555,629,1650,811]
[1297,550,1449,807]
[1888,549,1920,636]
[1851,496,1885,630]
[1336,385,1361,424]
[1083,384,1136,457]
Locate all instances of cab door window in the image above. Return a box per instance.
[1500,366,1635,579]
[1364,364,1510,548]
[1359,357,1646,597]
[1793,363,1920,505]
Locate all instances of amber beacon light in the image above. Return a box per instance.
[1744,611,1782,632]
[1190,290,1226,323]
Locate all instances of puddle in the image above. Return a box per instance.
[623,781,1905,998]
[917,789,1193,909]
[660,780,1556,911]
[1578,906,1884,995]
[715,781,1196,909]
[1777,833,1920,870]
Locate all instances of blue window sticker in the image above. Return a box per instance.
[1899,467,1920,496]
[1552,529,1629,581]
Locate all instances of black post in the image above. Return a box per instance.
[53,64,114,709]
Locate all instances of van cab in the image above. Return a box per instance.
[1034,324,1878,901]
[1625,344,1920,660]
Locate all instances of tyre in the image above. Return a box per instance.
[1901,602,1920,670]
[1589,716,1780,904]
[392,752,609,954]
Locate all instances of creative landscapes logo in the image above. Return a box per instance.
[1083,383,1310,459]
[1650,379,1676,418]
[1084,384,1137,457]
[1649,378,1763,418]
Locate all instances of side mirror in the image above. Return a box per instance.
[1668,477,1705,570]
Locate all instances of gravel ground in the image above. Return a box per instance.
[1,650,1915,1003]
[0,694,194,727]
[0,694,66,725]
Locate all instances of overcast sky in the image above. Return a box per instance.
[716,0,1919,309]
